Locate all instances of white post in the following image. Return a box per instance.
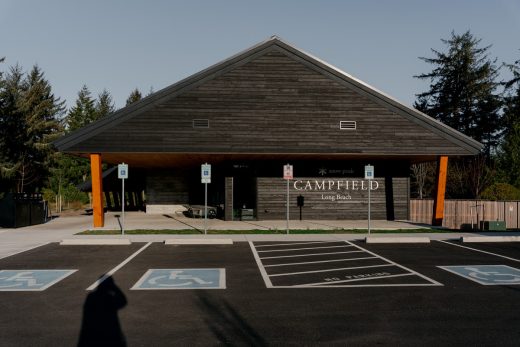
[286,178,289,234]
[122,176,125,235]
[365,164,374,235]
[368,182,371,235]
[118,162,128,236]
[204,182,208,235]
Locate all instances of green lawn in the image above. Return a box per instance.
[76,228,447,235]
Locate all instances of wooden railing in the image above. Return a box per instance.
[409,199,520,230]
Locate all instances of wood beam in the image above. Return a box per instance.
[432,156,448,226]
[90,153,104,227]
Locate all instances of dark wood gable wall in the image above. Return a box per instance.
[67,49,471,156]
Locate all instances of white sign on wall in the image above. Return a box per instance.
[118,163,128,179]
[201,164,211,184]
[283,164,293,180]
[364,165,374,180]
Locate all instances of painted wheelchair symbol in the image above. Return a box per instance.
[148,270,213,287]
[0,270,77,291]
[465,267,520,283]
[132,269,226,290]
[0,271,43,288]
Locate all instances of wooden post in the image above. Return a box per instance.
[432,156,448,226]
[90,153,104,227]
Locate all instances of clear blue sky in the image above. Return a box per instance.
[1,0,519,110]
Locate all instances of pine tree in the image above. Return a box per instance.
[0,65,64,192]
[126,88,142,106]
[0,65,24,185]
[0,57,12,189]
[415,31,503,156]
[498,56,520,187]
[65,85,96,132]
[95,89,115,119]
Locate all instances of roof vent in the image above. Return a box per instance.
[193,119,209,128]
[340,121,356,130]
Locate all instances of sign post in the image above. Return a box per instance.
[118,163,128,235]
[364,164,374,235]
[283,164,293,234]
[201,163,211,235]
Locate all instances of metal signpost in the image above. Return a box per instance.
[118,163,128,235]
[201,163,211,235]
[364,164,374,235]
[283,164,293,234]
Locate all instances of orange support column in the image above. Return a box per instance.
[90,153,104,227]
[432,156,448,226]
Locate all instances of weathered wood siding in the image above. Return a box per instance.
[224,177,233,221]
[67,49,470,156]
[410,199,520,229]
[257,177,409,220]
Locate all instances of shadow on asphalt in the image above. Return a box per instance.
[197,292,267,346]
[78,276,127,347]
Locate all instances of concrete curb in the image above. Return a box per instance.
[164,238,234,245]
[365,236,430,244]
[461,236,520,243]
[60,239,132,245]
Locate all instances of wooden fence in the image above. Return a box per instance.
[409,199,520,230]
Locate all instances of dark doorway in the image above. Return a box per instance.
[233,175,257,220]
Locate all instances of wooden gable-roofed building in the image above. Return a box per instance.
[54,36,482,227]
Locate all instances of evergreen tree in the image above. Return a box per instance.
[0,57,12,190]
[0,65,24,185]
[414,31,503,198]
[0,65,64,192]
[415,31,503,156]
[95,89,115,119]
[65,85,96,132]
[126,88,142,106]
[498,56,520,187]
[49,86,116,208]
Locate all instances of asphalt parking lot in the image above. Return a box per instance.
[1,240,520,346]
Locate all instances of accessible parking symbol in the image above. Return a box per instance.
[0,270,77,291]
[131,269,226,290]
[439,265,520,285]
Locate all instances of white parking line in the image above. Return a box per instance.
[264,256,378,268]
[300,273,415,286]
[254,241,340,248]
[249,241,273,288]
[437,240,520,263]
[0,242,50,261]
[257,245,353,253]
[86,242,152,291]
[269,264,393,277]
[250,241,443,288]
[344,240,443,286]
[260,250,364,260]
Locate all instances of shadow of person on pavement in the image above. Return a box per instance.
[77,276,127,347]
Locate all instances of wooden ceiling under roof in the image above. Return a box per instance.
[74,152,440,168]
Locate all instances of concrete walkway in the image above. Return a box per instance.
[1,211,519,259]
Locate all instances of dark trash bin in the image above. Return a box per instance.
[0,193,48,228]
